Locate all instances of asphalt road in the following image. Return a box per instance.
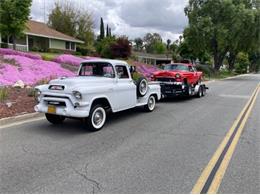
[0,74,259,193]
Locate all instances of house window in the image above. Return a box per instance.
[65,41,70,50]
[71,42,75,50]
[115,65,129,79]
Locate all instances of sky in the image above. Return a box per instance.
[30,0,189,42]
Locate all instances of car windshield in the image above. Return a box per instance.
[163,64,189,71]
[79,62,115,78]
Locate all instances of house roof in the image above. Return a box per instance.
[24,20,84,43]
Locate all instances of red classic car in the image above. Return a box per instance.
[152,63,205,97]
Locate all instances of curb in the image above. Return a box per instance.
[0,112,44,127]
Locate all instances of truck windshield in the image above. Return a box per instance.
[79,63,115,78]
[163,64,189,71]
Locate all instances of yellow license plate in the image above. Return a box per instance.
[47,105,56,114]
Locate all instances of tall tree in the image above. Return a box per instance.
[166,39,171,50]
[109,28,112,37]
[226,0,259,70]
[184,0,255,70]
[48,2,77,37]
[100,17,105,40]
[0,0,32,50]
[184,0,260,70]
[106,24,109,37]
[48,2,94,53]
[134,38,143,51]
[76,12,94,48]
[143,33,163,53]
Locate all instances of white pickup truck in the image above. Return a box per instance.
[34,59,161,131]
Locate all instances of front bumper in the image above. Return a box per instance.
[34,93,90,118]
[160,82,188,97]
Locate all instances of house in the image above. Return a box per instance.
[0,20,84,52]
[133,52,172,66]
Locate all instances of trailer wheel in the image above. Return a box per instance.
[196,86,203,98]
[202,85,206,96]
[136,77,148,97]
[45,114,65,124]
[185,84,192,96]
[86,104,107,131]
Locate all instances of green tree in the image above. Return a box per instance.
[153,41,167,54]
[184,0,255,70]
[134,37,143,51]
[184,0,259,70]
[100,17,105,40]
[48,2,77,37]
[48,2,94,54]
[76,12,95,55]
[166,39,171,50]
[0,0,32,50]
[143,33,163,53]
[226,1,259,70]
[106,24,109,37]
[96,36,116,58]
[234,52,250,73]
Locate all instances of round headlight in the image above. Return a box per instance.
[175,73,181,79]
[73,91,82,100]
[34,89,41,102]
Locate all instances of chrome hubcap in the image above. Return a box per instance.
[92,107,106,129]
[140,81,147,94]
[148,96,155,110]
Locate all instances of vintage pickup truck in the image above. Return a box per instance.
[34,59,161,131]
[152,63,207,98]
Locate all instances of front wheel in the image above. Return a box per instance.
[45,114,65,124]
[144,95,156,112]
[86,104,107,131]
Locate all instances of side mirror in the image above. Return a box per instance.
[130,66,136,74]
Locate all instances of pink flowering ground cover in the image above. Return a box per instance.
[53,54,84,66]
[0,55,74,86]
[53,54,100,66]
[0,48,42,60]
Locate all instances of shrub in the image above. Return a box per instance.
[41,54,56,61]
[0,87,8,102]
[110,36,132,59]
[235,52,250,74]
[96,36,116,58]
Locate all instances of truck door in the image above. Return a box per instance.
[114,65,136,111]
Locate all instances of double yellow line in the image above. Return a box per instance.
[192,83,260,194]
